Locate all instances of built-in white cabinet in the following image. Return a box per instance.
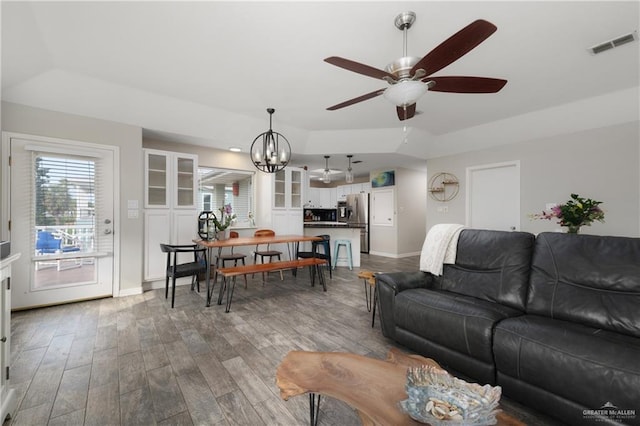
[144,210,198,281]
[0,254,19,423]
[272,210,303,236]
[273,168,303,209]
[272,168,304,236]
[144,149,197,209]
[144,149,198,281]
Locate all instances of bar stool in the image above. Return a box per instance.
[332,239,353,270]
[297,235,332,280]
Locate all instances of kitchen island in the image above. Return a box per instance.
[303,222,361,268]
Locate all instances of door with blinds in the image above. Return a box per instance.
[8,135,117,309]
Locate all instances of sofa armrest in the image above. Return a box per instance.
[376,271,433,339]
[377,271,432,294]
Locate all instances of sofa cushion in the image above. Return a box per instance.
[527,232,640,338]
[494,315,640,413]
[394,288,522,364]
[434,230,535,311]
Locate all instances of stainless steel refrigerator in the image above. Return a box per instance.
[345,193,370,253]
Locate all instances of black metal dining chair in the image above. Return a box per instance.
[215,231,248,288]
[253,229,283,281]
[296,234,332,283]
[160,243,207,308]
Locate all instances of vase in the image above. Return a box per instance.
[566,225,580,234]
[216,229,229,240]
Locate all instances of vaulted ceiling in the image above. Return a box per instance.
[2,1,639,177]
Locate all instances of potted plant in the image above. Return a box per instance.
[213,204,236,239]
[531,193,604,233]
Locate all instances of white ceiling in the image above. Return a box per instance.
[2,1,639,179]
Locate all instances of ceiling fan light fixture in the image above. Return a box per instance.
[383,80,427,107]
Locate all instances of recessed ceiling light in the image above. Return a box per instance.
[229,147,242,152]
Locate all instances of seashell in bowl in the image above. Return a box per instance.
[399,365,502,425]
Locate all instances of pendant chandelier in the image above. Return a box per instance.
[250,108,291,173]
[345,155,354,183]
[322,156,331,183]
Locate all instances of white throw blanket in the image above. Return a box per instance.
[420,224,465,276]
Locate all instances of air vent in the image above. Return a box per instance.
[589,31,638,55]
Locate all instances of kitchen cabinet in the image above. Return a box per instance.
[272,210,303,236]
[337,182,371,201]
[144,149,198,281]
[307,188,319,207]
[144,210,198,281]
[336,185,347,202]
[318,188,333,208]
[272,168,304,236]
[0,254,19,423]
[308,188,337,208]
[144,149,197,209]
[273,167,304,209]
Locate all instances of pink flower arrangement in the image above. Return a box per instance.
[531,193,604,233]
[214,204,236,231]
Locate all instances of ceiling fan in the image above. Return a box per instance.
[324,12,507,121]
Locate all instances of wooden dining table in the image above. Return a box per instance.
[194,234,322,306]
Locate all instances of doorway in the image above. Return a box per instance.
[466,161,520,232]
[5,134,118,309]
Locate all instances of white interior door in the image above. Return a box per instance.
[466,161,520,231]
[372,188,394,227]
[8,135,117,309]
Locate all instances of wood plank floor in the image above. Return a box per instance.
[6,254,561,425]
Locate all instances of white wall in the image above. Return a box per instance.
[396,167,427,256]
[1,101,144,292]
[369,166,427,257]
[426,121,640,237]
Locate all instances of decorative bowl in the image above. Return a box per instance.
[399,365,501,426]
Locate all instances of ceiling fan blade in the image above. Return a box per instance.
[426,76,507,93]
[397,103,416,121]
[411,20,497,77]
[327,89,386,111]
[325,56,396,81]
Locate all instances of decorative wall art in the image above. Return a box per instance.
[428,172,459,202]
[371,170,395,188]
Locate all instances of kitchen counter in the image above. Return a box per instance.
[304,221,349,228]
[303,227,361,268]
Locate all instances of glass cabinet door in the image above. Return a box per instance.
[175,155,195,207]
[146,153,168,207]
[290,169,302,209]
[274,170,286,208]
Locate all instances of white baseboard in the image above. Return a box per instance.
[143,277,194,292]
[117,286,143,297]
[369,251,420,259]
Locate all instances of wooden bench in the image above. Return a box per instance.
[216,258,328,312]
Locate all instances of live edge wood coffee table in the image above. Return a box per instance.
[276,348,524,426]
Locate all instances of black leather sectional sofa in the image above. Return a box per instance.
[377,229,640,425]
